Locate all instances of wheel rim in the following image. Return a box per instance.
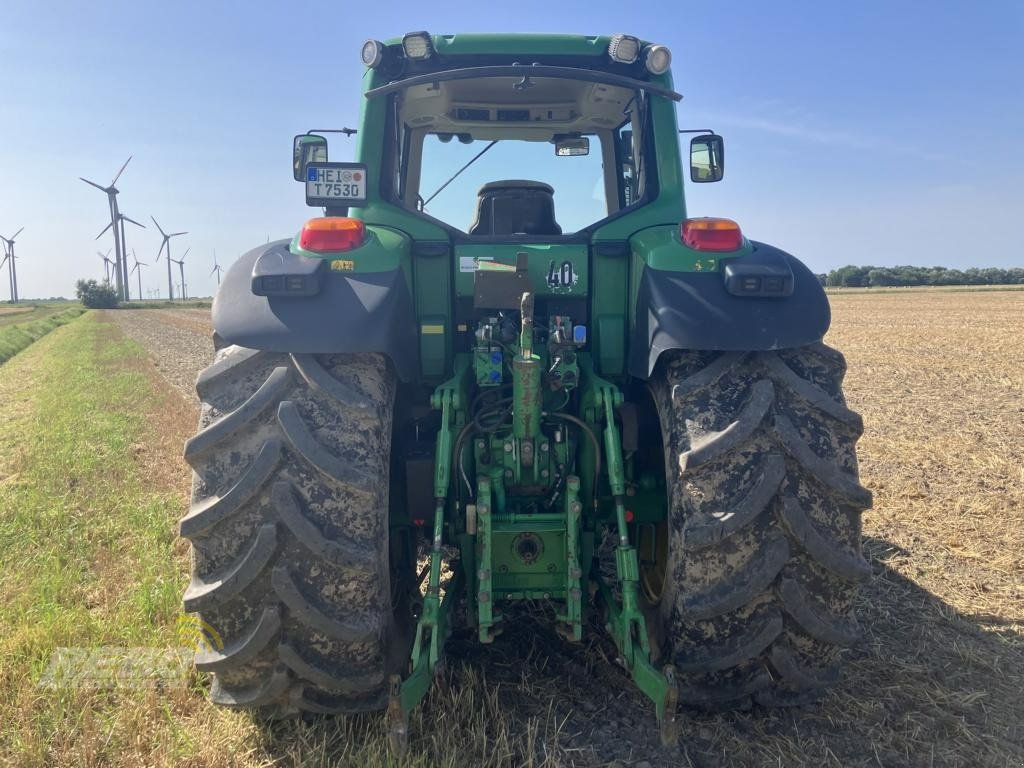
[637,520,668,603]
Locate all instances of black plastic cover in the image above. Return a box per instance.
[629,242,830,379]
[251,244,327,297]
[213,241,419,381]
[722,250,795,297]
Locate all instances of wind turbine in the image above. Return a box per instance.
[97,249,115,283]
[130,249,147,303]
[80,156,132,301]
[0,243,12,303]
[169,247,189,301]
[0,227,24,303]
[96,211,144,300]
[152,217,187,301]
[210,250,223,285]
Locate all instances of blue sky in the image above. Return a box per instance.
[0,0,1021,299]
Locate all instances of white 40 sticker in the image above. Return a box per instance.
[546,260,577,290]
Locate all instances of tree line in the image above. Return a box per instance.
[820,265,1024,288]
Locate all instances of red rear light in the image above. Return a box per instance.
[299,217,365,252]
[680,218,743,252]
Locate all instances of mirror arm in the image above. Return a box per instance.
[679,129,716,135]
[307,128,358,137]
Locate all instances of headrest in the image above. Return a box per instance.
[477,180,555,195]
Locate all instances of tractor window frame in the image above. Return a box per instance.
[381,86,659,242]
[613,92,651,211]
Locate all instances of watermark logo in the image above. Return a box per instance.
[175,613,224,654]
[37,647,193,690]
[37,614,222,690]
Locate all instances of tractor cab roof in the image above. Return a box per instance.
[363,32,679,102]
[382,33,622,59]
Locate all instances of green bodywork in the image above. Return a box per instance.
[290,32,726,749]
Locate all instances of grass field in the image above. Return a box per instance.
[0,302,211,366]
[0,303,77,328]
[0,314,192,765]
[0,306,35,318]
[0,291,1021,767]
[0,306,86,364]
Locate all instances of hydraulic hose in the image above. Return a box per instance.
[543,411,601,487]
[452,422,477,502]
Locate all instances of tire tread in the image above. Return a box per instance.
[653,345,869,710]
[181,347,403,714]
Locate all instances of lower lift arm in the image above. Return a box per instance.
[582,361,677,745]
[388,357,469,754]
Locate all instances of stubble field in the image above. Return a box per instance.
[0,289,1021,767]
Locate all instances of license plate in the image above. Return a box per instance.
[305,162,367,207]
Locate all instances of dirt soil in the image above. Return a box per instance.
[105,309,214,402]
[106,293,1024,767]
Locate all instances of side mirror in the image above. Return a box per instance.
[554,136,590,157]
[690,134,724,183]
[293,134,329,181]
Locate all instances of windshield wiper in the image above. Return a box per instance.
[421,140,498,209]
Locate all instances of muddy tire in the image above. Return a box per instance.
[180,346,412,715]
[645,343,870,708]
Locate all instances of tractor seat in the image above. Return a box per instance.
[468,180,562,236]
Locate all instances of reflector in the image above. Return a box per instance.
[299,217,366,253]
[680,218,743,252]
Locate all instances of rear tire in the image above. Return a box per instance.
[180,346,412,715]
[646,343,871,708]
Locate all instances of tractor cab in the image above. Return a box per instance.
[293,35,724,244]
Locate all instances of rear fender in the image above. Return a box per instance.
[629,241,830,379]
[212,239,419,381]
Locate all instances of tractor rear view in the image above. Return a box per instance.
[180,32,870,751]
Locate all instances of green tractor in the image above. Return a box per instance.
[181,32,870,750]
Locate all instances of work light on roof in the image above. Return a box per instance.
[361,39,384,68]
[402,31,434,60]
[644,44,672,75]
[608,34,641,64]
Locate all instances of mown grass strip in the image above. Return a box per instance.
[0,313,196,765]
[0,304,72,328]
[0,306,86,363]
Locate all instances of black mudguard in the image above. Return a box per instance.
[629,241,829,379]
[213,241,419,381]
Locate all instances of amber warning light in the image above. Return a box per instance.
[299,217,366,253]
[680,218,743,252]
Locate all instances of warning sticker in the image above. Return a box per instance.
[459,256,493,273]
